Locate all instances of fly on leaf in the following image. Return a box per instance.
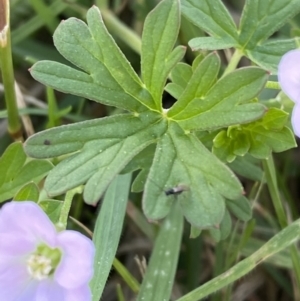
[164,184,189,196]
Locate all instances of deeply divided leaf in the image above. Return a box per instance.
[181,0,238,42]
[141,0,185,106]
[182,0,300,73]
[168,64,268,131]
[31,6,156,112]
[24,1,271,229]
[142,122,243,228]
[239,0,300,49]
[25,112,167,205]
[167,52,220,118]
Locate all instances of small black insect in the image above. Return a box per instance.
[43,139,51,145]
[164,185,189,196]
[146,177,189,197]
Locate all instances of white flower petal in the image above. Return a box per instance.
[0,201,57,247]
[16,281,40,301]
[0,233,36,257]
[278,49,300,103]
[65,284,92,301]
[35,279,65,301]
[291,104,300,138]
[0,262,33,300]
[54,231,95,289]
[0,202,94,300]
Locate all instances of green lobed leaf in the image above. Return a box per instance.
[170,63,193,89]
[209,209,232,242]
[0,142,53,203]
[261,108,289,130]
[238,0,300,49]
[182,0,300,73]
[136,203,184,301]
[170,67,268,126]
[191,52,207,70]
[0,143,26,187]
[232,132,250,157]
[226,196,252,222]
[190,225,202,239]
[213,127,251,161]
[30,6,156,113]
[248,126,296,156]
[122,144,156,193]
[180,103,267,132]
[189,37,237,51]
[13,182,39,202]
[24,112,167,205]
[247,108,296,156]
[121,144,156,175]
[246,38,300,74]
[131,169,150,193]
[141,0,185,106]
[248,138,272,159]
[167,52,220,119]
[165,62,193,99]
[213,130,235,162]
[181,0,238,42]
[229,155,263,182]
[143,122,243,228]
[91,173,132,301]
[212,107,296,162]
[164,83,184,100]
[39,199,63,223]
[219,209,232,240]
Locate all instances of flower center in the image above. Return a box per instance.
[26,244,62,281]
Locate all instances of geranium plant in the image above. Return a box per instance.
[1,0,300,300]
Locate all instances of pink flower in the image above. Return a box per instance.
[0,201,95,301]
[278,49,300,137]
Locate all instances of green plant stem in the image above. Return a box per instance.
[113,258,140,293]
[263,157,287,228]
[175,218,300,301]
[265,81,281,90]
[263,157,300,298]
[46,87,59,128]
[0,1,21,138]
[101,9,141,55]
[11,0,67,46]
[116,284,126,301]
[28,0,59,32]
[95,0,109,9]
[222,49,243,77]
[58,186,83,230]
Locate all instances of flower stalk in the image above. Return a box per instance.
[0,0,22,139]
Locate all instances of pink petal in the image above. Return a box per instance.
[35,279,65,301]
[0,261,33,300]
[54,231,95,289]
[37,281,91,301]
[0,232,36,257]
[0,201,57,247]
[278,49,300,103]
[14,281,40,301]
[291,104,300,138]
[64,284,92,301]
